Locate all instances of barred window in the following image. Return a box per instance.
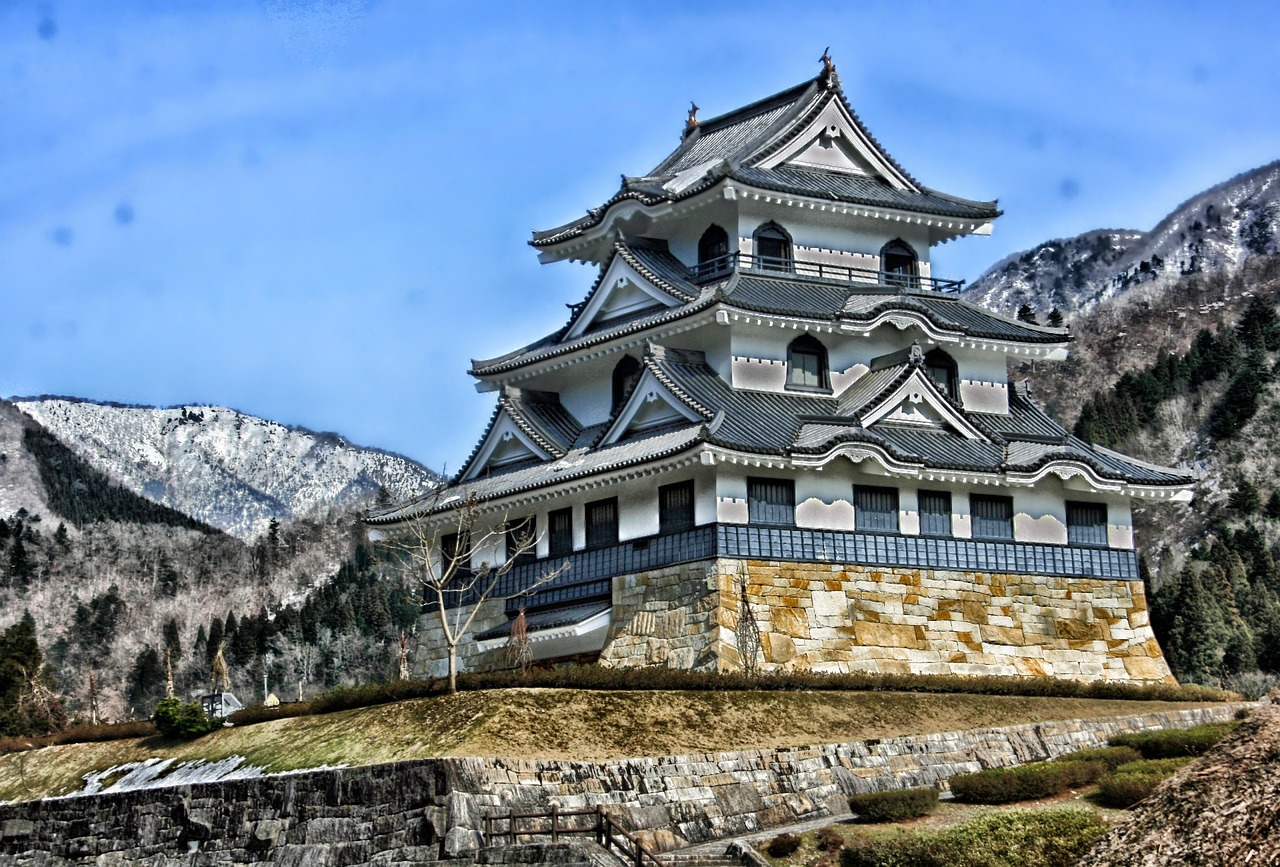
[659,480,696,534]
[547,507,574,558]
[1067,501,1108,547]
[787,334,829,391]
[748,477,795,526]
[855,485,899,533]
[441,532,472,578]
[505,516,538,566]
[585,497,619,549]
[970,494,1014,540]
[918,490,952,537]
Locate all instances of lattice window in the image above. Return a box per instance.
[748,477,795,526]
[855,485,899,533]
[971,494,1014,540]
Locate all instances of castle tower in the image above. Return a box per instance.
[370,60,1191,682]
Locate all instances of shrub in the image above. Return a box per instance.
[949,760,1105,804]
[839,809,1106,867]
[848,787,938,822]
[1094,757,1193,808]
[1055,745,1141,771]
[767,833,802,858]
[1108,722,1236,759]
[816,827,846,851]
[153,698,218,739]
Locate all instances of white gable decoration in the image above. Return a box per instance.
[859,369,987,440]
[758,100,914,190]
[462,413,552,480]
[564,255,680,340]
[599,370,705,446]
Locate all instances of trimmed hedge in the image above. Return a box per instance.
[848,787,938,822]
[1054,745,1142,771]
[766,833,802,857]
[1107,722,1236,759]
[1094,757,1194,808]
[839,808,1107,867]
[950,760,1106,804]
[0,720,155,754]
[223,667,1236,729]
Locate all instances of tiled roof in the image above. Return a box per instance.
[532,72,999,248]
[730,166,1000,220]
[503,389,581,456]
[474,601,610,641]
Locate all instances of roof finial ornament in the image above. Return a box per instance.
[820,47,836,82]
[909,341,924,366]
[685,101,699,134]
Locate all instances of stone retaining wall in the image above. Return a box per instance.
[0,704,1242,864]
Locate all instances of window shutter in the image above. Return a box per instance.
[659,481,696,534]
[918,490,952,537]
[971,495,1014,540]
[748,478,795,526]
[855,485,899,532]
[1067,502,1108,547]
[585,498,619,549]
[548,508,573,557]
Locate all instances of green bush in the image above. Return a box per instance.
[766,833,802,857]
[848,787,938,822]
[1094,757,1193,808]
[153,698,218,739]
[1055,745,1141,771]
[839,809,1107,867]
[1108,722,1236,759]
[950,760,1105,804]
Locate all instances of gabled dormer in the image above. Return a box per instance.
[457,388,581,481]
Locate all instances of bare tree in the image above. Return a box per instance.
[378,492,566,693]
[735,565,761,676]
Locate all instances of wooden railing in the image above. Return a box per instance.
[691,250,966,293]
[482,805,665,867]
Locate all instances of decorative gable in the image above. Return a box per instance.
[858,367,988,441]
[598,368,706,446]
[755,99,915,189]
[461,413,553,480]
[564,255,681,340]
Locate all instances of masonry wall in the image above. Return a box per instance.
[598,558,1172,682]
[0,706,1242,864]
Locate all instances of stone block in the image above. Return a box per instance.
[852,621,920,649]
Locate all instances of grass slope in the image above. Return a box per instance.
[0,689,1223,803]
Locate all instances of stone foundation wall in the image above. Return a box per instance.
[415,557,1172,683]
[599,558,1171,682]
[0,705,1243,864]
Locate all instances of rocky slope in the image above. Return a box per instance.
[967,160,1280,319]
[13,398,439,540]
[1077,703,1279,865]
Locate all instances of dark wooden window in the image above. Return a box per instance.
[585,497,619,549]
[1067,501,1108,547]
[881,238,918,288]
[547,507,574,558]
[612,355,642,414]
[753,222,792,271]
[748,477,795,526]
[787,334,829,390]
[918,490,952,537]
[697,224,730,276]
[855,485,899,533]
[971,494,1014,540]
[659,480,696,534]
[505,516,538,566]
[924,348,959,402]
[440,532,472,577]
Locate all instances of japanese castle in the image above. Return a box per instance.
[370,57,1193,682]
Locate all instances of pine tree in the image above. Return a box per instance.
[1047,307,1064,328]
[1230,479,1262,516]
[1016,304,1038,324]
[1266,492,1280,521]
[1236,294,1280,351]
[163,618,183,660]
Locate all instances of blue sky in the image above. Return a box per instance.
[3,1,1279,470]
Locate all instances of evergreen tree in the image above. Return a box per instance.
[1166,566,1229,684]
[206,617,224,664]
[8,535,32,587]
[0,613,64,736]
[163,617,183,660]
[1209,350,1271,439]
[1266,491,1280,521]
[127,646,166,710]
[1016,304,1038,324]
[1230,479,1262,516]
[1236,294,1280,351]
[52,522,70,551]
[1047,307,1064,328]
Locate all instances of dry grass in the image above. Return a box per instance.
[0,688,1226,804]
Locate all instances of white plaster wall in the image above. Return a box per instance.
[618,483,658,540]
[899,488,921,535]
[716,470,750,524]
[1108,501,1135,550]
[952,491,973,539]
[735,206,933,267]
[795,473,855,531]
[1013,487,1069,545]
[959,381,1008,413]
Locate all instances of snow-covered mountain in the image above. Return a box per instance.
[967,160,1280,319]
[13,398,440,540]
